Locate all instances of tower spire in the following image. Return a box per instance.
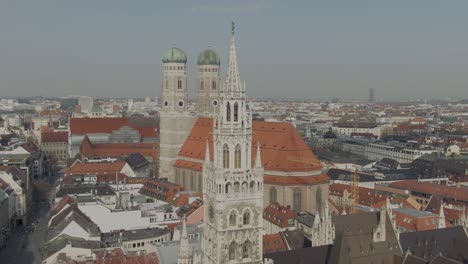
[254,142,262,168]
[178,214,190,263]
[224,21,243,95]
[438,202,446,229]
[204,140,211,164]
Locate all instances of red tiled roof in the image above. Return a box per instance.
[263,233,287,254]
[42,131,68,143]
[389,180,468,202]
[176,117,322,173]
[393,210,440,232]
[263,202,296,228]
[264,174,329,185]
[70,117,158,138]
[80,136,158,160]
[330,183,387,207]
[51,196,75,216]
[21,143,38,153]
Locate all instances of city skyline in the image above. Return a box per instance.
[1,0,468,100]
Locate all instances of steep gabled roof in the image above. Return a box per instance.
[177,117,322,173]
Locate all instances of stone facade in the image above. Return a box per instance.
[265,182,329,214]
[196,59,221,116]
[202,24,264,264]
[159,58,196,181]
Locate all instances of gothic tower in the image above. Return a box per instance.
[202,23,264,264]
[196,49,221,116]
[159,47,196,181]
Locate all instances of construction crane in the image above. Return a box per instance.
[351,168,360,213]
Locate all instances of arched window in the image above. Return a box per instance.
[229,211,237,226]
[234,182,240,192]
[243,240,252,259]
[235,144,241,169]
[243,210,250,225]
[177,79,182,89]
[226,103,231,121]
[270,187,277,203]
[241,182,247,192]
[234,102,239,121]
[316,187,322,215]
[212,81,216,90]
[223,144,230,169]
[229,241,237,260]
[226,182,232,194]
[200,81,204,90]
[250,181,255,192]
[293,188,302,212]
[165,79,168,90]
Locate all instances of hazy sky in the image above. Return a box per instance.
[1,0,468,100]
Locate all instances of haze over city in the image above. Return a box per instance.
[1,0,468,100]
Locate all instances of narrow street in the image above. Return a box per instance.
[0,166,60,264]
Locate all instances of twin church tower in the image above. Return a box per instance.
[159,23,265,264]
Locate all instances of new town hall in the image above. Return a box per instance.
[159,23,330,264]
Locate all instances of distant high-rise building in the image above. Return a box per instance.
[369,88,376,103]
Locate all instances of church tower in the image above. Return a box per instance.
[202,23,264,264]
[196,49,221,116]
[159,47,195,181]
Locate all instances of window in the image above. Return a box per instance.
[316,187,322,215]
[226,102,231,121]
[177,79,182,89]
[234,102,239,121]
[243,210,250,225]
[293,188,302,212]
[243,240,251,258]
[165,79,168,89]
[270,187,277,203]
[234,145,241,169]
[223,144,230,169]
[229,211,237,226]
[200,81,204,90]
[212,81,216,90]
[229,241,237,260]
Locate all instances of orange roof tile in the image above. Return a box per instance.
[42,131,68,143]
[264,174,329,185]
[177,117,322,173]
[70,117,157,138]
[80,136,158,160]
[389,180,468,202]
[263,202,296,228]
[263,233,287,254]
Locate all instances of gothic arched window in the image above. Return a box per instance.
[234,102,239,122]
[229,211,237,226]
[235,144,241,169]
[223,144,230,169]
[293,188,302,212]
[242,240,252,258]
[212,81,216,90]
[316,187,322,215]
[165,79,168,90]
[226,102,231,121]
[225,182,232,194]
[270,187,277,204]
[200,81,204,90]
[243,210,250,225]
[229,241,237,260]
